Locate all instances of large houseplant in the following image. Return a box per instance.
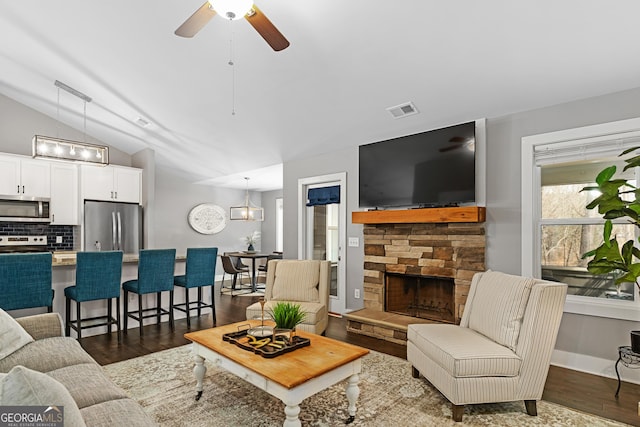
[581,147,640,351]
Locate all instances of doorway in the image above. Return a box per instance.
[298,173,347,314]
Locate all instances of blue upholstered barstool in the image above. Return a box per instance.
[123,248,176,335]
[64,251,123,340]
[0,252,53,312]
[173,247,218,328]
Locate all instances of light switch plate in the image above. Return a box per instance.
[56,236,63,244]
[348,237,359,247]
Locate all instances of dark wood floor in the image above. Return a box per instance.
[79,290,640,426]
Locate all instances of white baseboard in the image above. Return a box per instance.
[551,349,640,385]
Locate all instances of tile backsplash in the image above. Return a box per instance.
[0,222,75,251]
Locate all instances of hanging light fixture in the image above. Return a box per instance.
[230,177,264,221]
[32,80,109,165]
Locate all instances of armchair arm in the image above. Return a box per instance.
[16,313,65,340]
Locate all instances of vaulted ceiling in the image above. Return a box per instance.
[1,1,640,190]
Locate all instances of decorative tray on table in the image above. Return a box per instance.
[222,328,310,358]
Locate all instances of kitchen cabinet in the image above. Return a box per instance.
[50,163,79,225]
[81,165,141,204]
[0,154,50,198]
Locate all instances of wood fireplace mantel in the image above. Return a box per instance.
[352,206,486,224]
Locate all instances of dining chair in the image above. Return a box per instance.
[220,254,251,296]
[173,247,218,328]
[64,251,123,340]
[123,248,176,335]
[0,252,53,313]
[257,252,283,283]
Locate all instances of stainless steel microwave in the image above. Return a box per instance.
[0,196,51,222]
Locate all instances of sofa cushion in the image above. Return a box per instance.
[80,398,157,427]
[0,309,34,360]
[467,271,535,351]
[408,323,522,378]
[47,363,128,409]
[271,260,320,302]
[0,337,96,374]
[0,365,86,427]
[246,300,326,326]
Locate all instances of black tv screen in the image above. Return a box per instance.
[359,121,476,208]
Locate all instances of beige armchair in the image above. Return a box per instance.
[246,259,330,334]
[407,270,567,422]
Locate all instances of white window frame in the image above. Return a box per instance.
[521,117,640,321]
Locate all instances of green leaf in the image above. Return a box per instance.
[595,166,617,185]
[603,220,613,246]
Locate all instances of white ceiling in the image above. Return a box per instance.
[1,1,640,191]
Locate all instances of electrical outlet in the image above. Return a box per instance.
[56,236,63,244]
[354,289,360,299]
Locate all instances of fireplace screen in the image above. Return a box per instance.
[385,273,455,323]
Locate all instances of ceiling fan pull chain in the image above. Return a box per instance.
[228,19,236,116]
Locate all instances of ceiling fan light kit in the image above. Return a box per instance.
[175,1,289,51]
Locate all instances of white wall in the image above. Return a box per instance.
[260,189,283,253]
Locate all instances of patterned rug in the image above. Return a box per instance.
[103,345,629,426]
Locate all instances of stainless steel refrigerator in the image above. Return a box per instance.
[84,200,142,254]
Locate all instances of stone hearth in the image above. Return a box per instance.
[345,209,485,345]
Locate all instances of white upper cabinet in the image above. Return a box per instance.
[0,154,50,198]
[81,164,141,204]
[50,163,79,225]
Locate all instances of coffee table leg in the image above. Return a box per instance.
[345,373,360,424]
[194,354,206,401]
[282,399,302,427]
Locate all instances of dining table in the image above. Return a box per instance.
[227,252,270,292]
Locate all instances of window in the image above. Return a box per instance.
[540,162,636,301]
[521,117,640,321]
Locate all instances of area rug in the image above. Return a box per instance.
[103,345,629,427]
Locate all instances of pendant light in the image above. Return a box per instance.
[230,177,264,221]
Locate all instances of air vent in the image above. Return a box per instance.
[386,102,419,119]
[134,117,151,127]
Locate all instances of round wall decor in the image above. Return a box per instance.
[188,203,227,234]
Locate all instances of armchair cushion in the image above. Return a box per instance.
[271,260,320,302]
[467,271,535,351]
[408,323,521,378]
[0,309,33,360]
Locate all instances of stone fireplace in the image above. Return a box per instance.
[345,207,486,344]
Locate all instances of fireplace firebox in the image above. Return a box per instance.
[385,273,455,323]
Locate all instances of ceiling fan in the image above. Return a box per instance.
[175,0,290,52]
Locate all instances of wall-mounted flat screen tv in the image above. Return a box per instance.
[359,121,476,208]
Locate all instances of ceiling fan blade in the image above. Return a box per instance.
[244,5,290,51]
[175,2,217,38]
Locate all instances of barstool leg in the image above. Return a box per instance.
[123,289,129,334]
[138,294,144,336]
[169,290,175,331]
[210,284,216,325]
[76,301,82,340]
[185,289,191,328]
[65,297,71,337]
[116,297,121,343]
[156,292,162,325]
[107,298,113,335]
[197,287,202,318]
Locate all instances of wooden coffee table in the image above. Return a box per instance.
[184,321,369,427]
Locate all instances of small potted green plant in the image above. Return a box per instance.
[269,302,306,330]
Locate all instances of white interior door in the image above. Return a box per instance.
[298,173,347,314]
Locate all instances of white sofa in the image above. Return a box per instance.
[407,270,567,422]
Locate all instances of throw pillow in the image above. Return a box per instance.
[0,309,34,360]
[467,271,536,352]
[271,260,320,302]
[0,365,86,427]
